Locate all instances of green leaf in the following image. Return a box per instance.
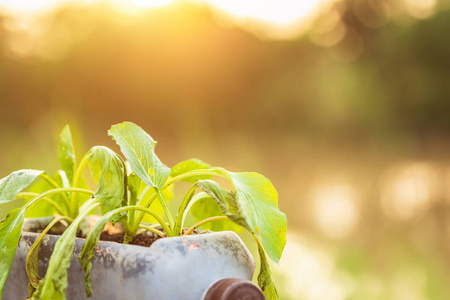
[33,201,98,300]
[0,170,44,203]
[87,146,126,224]
[108,122,170,189]
[0,207,27,298]
[57,125,76,185]
[190,196,243,232]
[255,238,279,300]
[201,169,287,264]
[170,159,212,182]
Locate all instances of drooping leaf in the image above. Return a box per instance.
[57,125,76,185]
[87,146,126,224]
[33,201,98,300]
[0,207,27,298]
[196,180,251,231]
[170,159,212,182]
[26,217,70,298]
[0,170,44,204]
[255,238,279,300]
[200,169,287,264]
[78,209,120,297]
[190,195,243,232]
[108,122,170,189]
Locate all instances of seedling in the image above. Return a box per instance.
[0,122,287,300]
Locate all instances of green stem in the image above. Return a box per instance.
[17,192,66,216]
[183,216,229,236]
[133,169,220,232]
[26,187,94,211]
[39,173,71,213]
[70,151,90,218]
[155,188,174,233]
[136,186,151,206]
[39,173,60,190]
[111,205,173,237]
[163,170,219,189]
[138,224,165,238]
[173,184,197,236]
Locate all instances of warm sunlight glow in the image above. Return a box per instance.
[0,0,330,40]
[381,162,438,221]
[129,0,175,8]
[205,0,320,25]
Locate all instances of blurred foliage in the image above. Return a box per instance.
[1,0,450,299]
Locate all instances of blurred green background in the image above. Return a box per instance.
[1,0,450,299]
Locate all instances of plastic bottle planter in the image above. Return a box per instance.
[4,217,262,300]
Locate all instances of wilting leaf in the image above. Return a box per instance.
[33,201,98,300]
[108,122,170,189]
[196,180,251,231]
[0,208,27,298]
[78,208,120,297]
[190,196,243,232]
[0,170,44,204]
[57,125,76,184]
[87,146,126,224]
[170,159,212,183]
[26,216,69,298]
[256,238,279,300]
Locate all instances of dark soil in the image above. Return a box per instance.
[99,227,200,248]
[30,219,201,248]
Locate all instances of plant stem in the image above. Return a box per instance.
[39,173,71,213]
[163,170,219,189]
[111,205,173,237]
[26,187,94,211]
[183,216,229,236]
[133,169,220,233]
[70,151,90,218]
[17,192,66,216]
[155,188,174,233]
[138,224,165,238]
[173,184,197,236]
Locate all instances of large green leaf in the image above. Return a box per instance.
[0,207,27,298]
[87,146,126,224]
[33,201,98,300]
[57,125,76,185]
[170,159,212,183]
[0,170,44,203]
[199,169,286,264]
[108,122,170,189]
